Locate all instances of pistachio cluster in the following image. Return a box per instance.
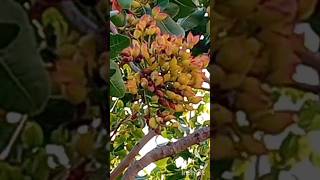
[120,8,209,132]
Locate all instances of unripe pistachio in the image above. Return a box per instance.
[163,73,171,82]
[117,100,124,108]
[141,78,148,88]
[154,76,164,86]
[174,94,183,101]
[156,90,165,97]
[164,115,176,121]
[173,82,181,89]
[188,96,202,104]
[156,117,164,124]
[132,103,140,112]
[149,117,158,129]
[178,75,190,85]
[172,122,180,128]
[151,95,159,102]
[133,30,142,39]
[185,104,194,111]
[175,104,184,112]
[166,90,177,100]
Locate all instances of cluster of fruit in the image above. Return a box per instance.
[119,8,209,132]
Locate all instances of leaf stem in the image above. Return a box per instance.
[0,115,28,160]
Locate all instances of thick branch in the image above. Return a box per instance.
[123,127,210,179]
[110,130,157,180]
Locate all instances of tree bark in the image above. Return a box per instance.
[123,127,210,179]
[110,130,157,180]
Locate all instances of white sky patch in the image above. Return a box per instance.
[47,156,58,169]
[294,23,320,52]
[204,12,209,17]
[6,112,22,124]
[176,157,188,169]
[236,111,249,126]
[46,144,70,168]
[263,124,305,150]
[203,69,210,78]
[200,35,205,40]
[138,163,157,176]
[307,131,320,153]
[124,107,132,115]
[293,64,319,85]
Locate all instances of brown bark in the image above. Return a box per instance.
[123,127,210,179]
[110,130,157,180]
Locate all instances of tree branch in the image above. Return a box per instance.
[291,82,320,94]
[110,21,118,34]
[110,115,131,140]
[123,127,210,179]
[0,115,28,160]
[110,129,157,180]
[296,49,320,72]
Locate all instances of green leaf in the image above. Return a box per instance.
[0,162,24,180]
[178,9,206,31]
[157,17,185,37]
[110,61,126,98]
[50,127,69,145]
[0,0,50,115]
[166,164,179,172]
[111,11,127,27]
[118,0,133,9]
[311,152,320,167]
[0,23,19,49]
[172,0,197,19]
[299,101,320,131]
[133,128,145,139]
[155,157,169,168]
[110,33,131,59]
[23,149,49,180]
[21,121,44,149]
[161,3,180,18]
[157,0,169,6]
[279,133,299,162]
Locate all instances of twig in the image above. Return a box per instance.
[123,127,210,179]
[110,130,157,180]
[291,82,320,94]
[110,98,119,112]
[254,156,260,180]
[110,115,131,140]
[0,115,28,160]
[110,21,119,34]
